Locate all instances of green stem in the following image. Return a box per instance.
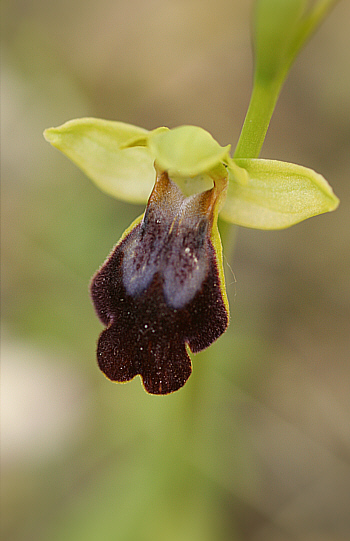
[234,0,339,161]
[233,76,283,160]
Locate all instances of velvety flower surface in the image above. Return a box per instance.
[90,169,229,394]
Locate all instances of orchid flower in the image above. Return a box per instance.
[44,0,339,394]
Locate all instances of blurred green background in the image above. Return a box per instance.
[2,1,350,540]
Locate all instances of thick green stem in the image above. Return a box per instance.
[233,76,284,159]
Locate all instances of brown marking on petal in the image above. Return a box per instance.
[122,171,184,299]
[90,170,229,395]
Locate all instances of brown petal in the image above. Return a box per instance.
[90,171,228,394]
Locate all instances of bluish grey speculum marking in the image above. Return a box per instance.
[90,169,228,394]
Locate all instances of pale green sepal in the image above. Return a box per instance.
[44,118,154,204]
[221,158,339,230]
[148,125,231,178]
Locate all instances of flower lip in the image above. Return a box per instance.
[90,169,229,394]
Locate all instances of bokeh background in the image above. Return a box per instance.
[2,1,350,540]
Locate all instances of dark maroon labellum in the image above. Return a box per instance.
[90,170,228,394]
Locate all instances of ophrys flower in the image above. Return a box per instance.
[90,166,229,394]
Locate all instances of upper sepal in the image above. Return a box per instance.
[148,125,231,178]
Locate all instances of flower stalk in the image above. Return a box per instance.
[235,0,340,159]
